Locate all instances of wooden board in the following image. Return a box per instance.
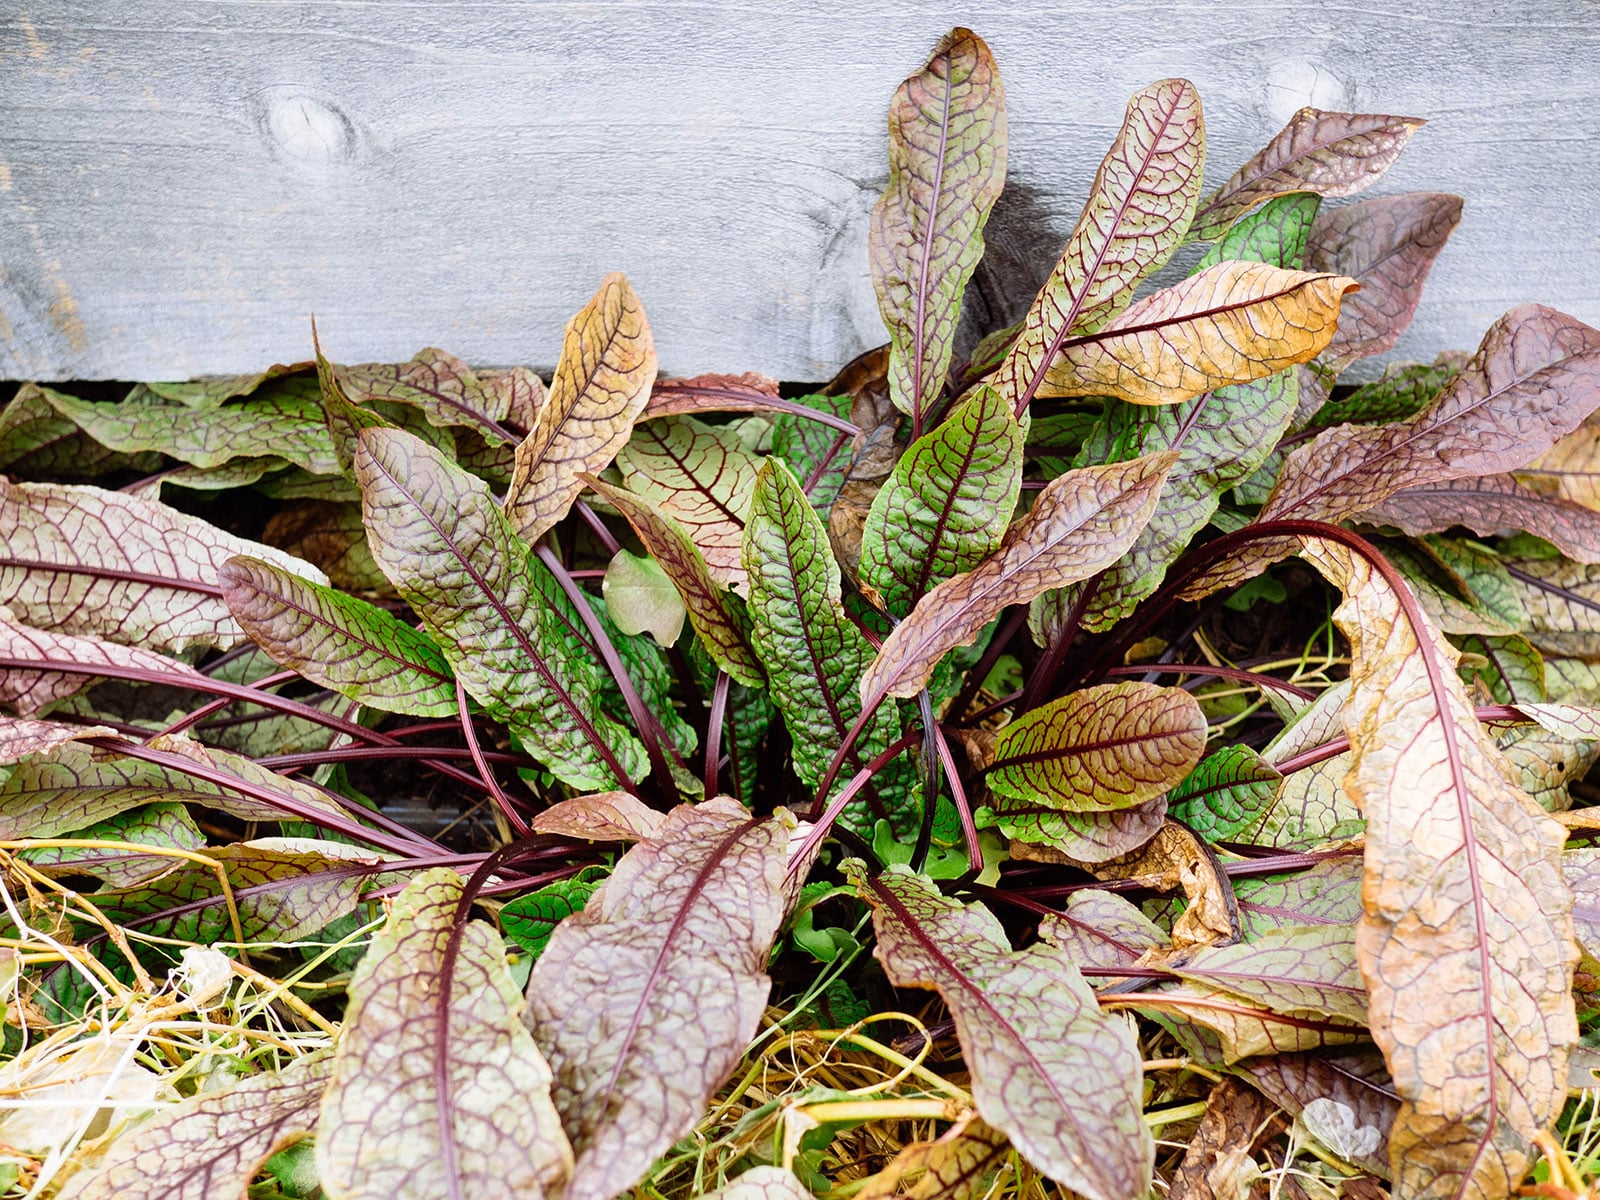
[3,0,1599,383]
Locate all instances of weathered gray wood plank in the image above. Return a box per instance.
[2,0,1598,382]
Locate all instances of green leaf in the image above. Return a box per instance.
[988,682,1206,812]
[354,427,645,791]
[1194,193,1320,271]
[863,453,1176,701]
[1457,633,1546,704]
[0,383,160,476]
[853,865,1151,1200]
[219,554,457,717]
[1167,745,1285,842]
[525,803,790,1200]
[20,803,204,888]
[1037,888,1167,973]
[870,28,1007,423]
[317,869,573,1200]
[770,394,853,517]
[335,347,511,438]
[859,385,1022,618]
[1307,352,1467,430]
[144,362,308,408]
[602,548,686,645]
[995,79,1204,409]
[54,1053,332,1200]
[500,877,599,961]
[743,459,911,825]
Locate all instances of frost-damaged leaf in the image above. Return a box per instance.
[0,614,206,716]
[584,475,764,686]
[1036,262,1358,406]
[505,273,657,541]
[219,555,457,717]
[1193,193,1320,273]
[602,548,686,645]
[1130,982,1367,1064]
[1302,537,1576,1200]
[852,865,1151,1200]
[1361,474,1600,564]
[42,385,340,475]
[615,416,761,586]
[864,453,1175,700]
[1166,745,1283,842]
[855,1112,1010,1200]
[54,1052,333,1200]
[1189,108,1425,242]
[860,386,1022,618]
[1091,821,1239,949]
[699,1167,817,1200]
[1164,1079,1280,1200]
[1306,193,1462,369]
[531,792,665,842]
[994,79,1204,410]
[871,28,1007,423]
[744,460,908,816]
[988,682,1205,811]
[318,869,572,1200]
[355,428,643,791]
[336,347,510,437]
[524,803,789,1200]
[0,478,327,654]
[982,794,1168,864]
[1237,1049,1398,1179]
[1172,925,1367,1024]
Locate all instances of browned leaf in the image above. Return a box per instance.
[1518,407,1600,511]
[826,347,904,585]
[862,452,1175,700]
[1238,1050,1398,1178]
[1359,474,1600,564]
[1090,820,1240,949]
[1305,193,1463,369]
[1036,262,1358,406]
[504,273,657,541]
[1302,537,1577,1200]
[854,1112,1010,1200]
[1190,109,1425,242]
[1166,1078,1283,1200]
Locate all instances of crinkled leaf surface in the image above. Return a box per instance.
[1166,745,1284,842]
[262,499,390,593]
[871,27,1007,423]
[585,475,764,686]
[530,791,666,842]
[855,1113,1010,1200]
[1238,1049,1398,1179]
[0,613,206,716]
[770,392,853,516]
[220,554,457,717]
[699,1167,817,1200]
[994,79,1204,409]
[56,1052,333,1200]
[860,386,1021,618]
[506,273,657,541]
[1361,474,1600,564]
[1037,262,1358,405]
[0,478,327,654]
[355,427,644,791]
[1173,924,1367,1024]
[500,877,598,962]
[616,416,762,587]
[19,802,205,888]
[144,362,308,408]
[1037,888,1167,974]
[988,682,1205,812]
[336,347,510,438]
[318,869,572,1200]
[1305,192,1462,369]
[0,383,161,476]
[1189,108,1424,241]
[1193,193,1320,273]
[1308,353,1468,431]
[0,715,114,762]
[982,794,1168,864]
[854,865,1151,1200]
[744,460,910,821]
[863,453,1175,700]
[524,803,789,1200]
[1304,537,1576,1200]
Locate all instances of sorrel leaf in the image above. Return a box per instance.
[1359,474,1600,564]
[987,682,1206,811]
[335,346,510,437]
[870,27,1007,425]
[1303,537,1576,1200]
[0,614,206,716]
[523,803,789,1200]
[1189,108,1424,241]
[354,427,645,791]
[1171,924,1367,1023]
[862,453,1175,700]
[0,478,327,654]
[55,1052,333,1200]
[1192,192,1320,272]
[219,554,458,717]
[1305,192,1463,369]
[317,869,573,1200]
[1035,262,1358,405]
[602,547,686,645]
[1165,744,1284,842]
[853,865,1151,1200]
[854,1114,1010,1200]
[994,78,1204,410]
[979,794,1168,863]
[505,273,657,541]
[1237,1049,1398,1178]
[859,385,1022,617]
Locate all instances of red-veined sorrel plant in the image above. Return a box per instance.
[4,25,1600,1200]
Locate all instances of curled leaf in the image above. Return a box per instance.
[318,869,572,1200]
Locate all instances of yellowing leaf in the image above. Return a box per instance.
[853,865,1151,1200]
[871,28,1007,423]
[1190,108,1425,242]
[862,453,1175,701]
[988,682,1206,811]
[855,1112,1009,1200]
[1037,262,1358,406]
[1303,537,1577,1200]
[525,803,791,1200]
[505,274,657,540]
[55,1053,332,1200]
[995,79,1204,410]
[317,869,573,1200]
[602,548,686,645]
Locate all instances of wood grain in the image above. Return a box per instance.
[1,1,1598,382]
